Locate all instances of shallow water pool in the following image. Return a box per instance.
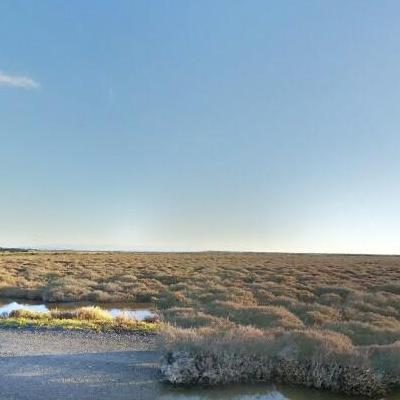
[158,383,400,399]
[0,300,156,321]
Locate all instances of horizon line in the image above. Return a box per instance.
[1,245,399,257]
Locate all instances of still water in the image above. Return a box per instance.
[0,299,156,321]
[158,383,400,400]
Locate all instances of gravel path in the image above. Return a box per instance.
[0,328,167,400]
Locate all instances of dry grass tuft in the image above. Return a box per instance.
[1,306,157,333]
[50,306,112,321]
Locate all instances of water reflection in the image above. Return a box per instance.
[159,386,288,400]
[158,384,357,400]
[159,383,400,400]
[0,300,156,321]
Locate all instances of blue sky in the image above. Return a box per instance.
[1,1,399,253]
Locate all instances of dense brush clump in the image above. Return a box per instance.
[161,351,390,397]
[161,352,389,397]
[160,326,400,397]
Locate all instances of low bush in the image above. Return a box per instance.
[0,306,157,333]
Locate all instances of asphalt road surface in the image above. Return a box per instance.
[0,328,166,400]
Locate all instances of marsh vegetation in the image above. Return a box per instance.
[0,306,158,332]
[0,251,399,395]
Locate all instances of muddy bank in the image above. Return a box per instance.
[161,351,398,397]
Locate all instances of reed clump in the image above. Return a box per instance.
[1,307,157,333]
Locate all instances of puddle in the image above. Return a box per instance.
[0,300,157,321]
[157,383,399,400]
[0,302,48,316]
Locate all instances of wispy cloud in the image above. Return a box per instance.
[0,70,40,89]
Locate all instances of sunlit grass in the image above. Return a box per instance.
[0,252,399,343]
[0,307,158,333]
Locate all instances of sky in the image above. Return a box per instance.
[1,1,400,254]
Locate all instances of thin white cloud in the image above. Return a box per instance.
[0,70,40,89]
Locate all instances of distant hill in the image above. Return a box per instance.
[0,247,30,253]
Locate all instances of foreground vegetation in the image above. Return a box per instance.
[0,251,399,395]
[0,307,158,333]
[161,324,399,397]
